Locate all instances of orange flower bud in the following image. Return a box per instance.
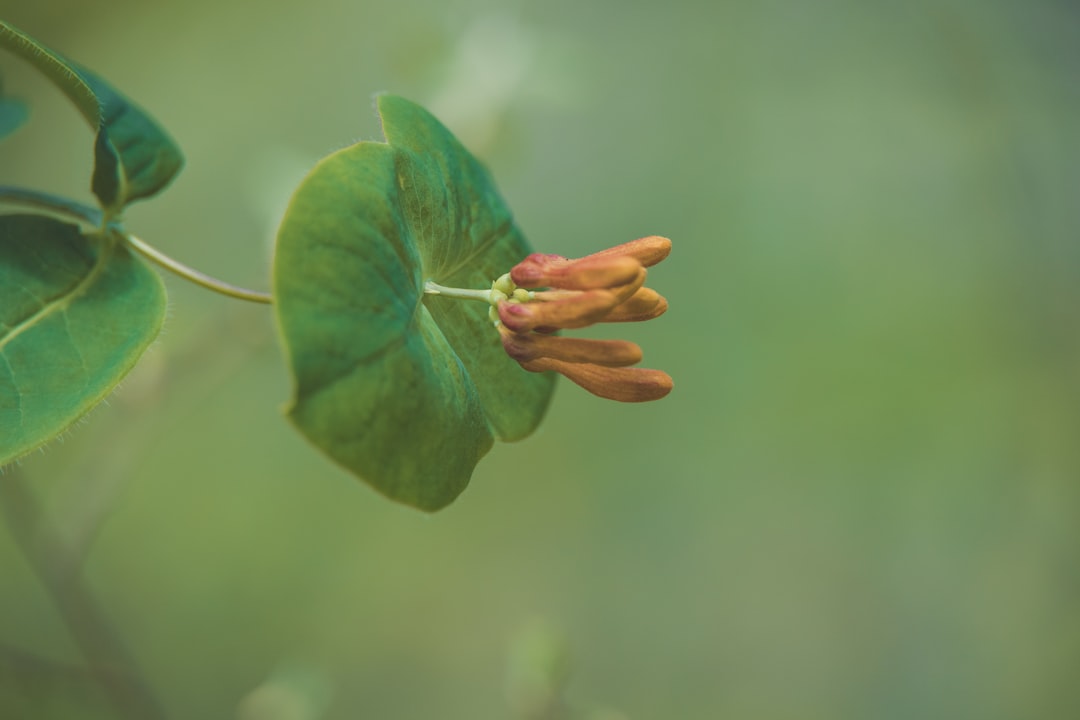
[499,326,643,367]
[520,358,674,403]
[511,253,642,291]
[584,235,671,268]
[498,290,620,332]
[601,287,668,323]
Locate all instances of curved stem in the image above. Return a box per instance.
[124,235,272,304]
[0,185,273,305]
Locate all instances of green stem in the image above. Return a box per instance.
[0,185,272,304]
[424,280,495,303]
[124,235,272,304]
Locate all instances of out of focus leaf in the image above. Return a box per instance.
[0,20,183,212]
[0,214,166,465]
[0,75,28,141]
[274,95,554,511]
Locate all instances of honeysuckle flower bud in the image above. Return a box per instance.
[495,236,674,403]
[497,289,622,332]
[600,287,667,322]
[499,325,643,367]
[520,357,673,403]
[511,253,643,290]
[584,235,672,267]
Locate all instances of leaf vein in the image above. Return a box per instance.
[0,351,24,428]
[0,239,112,354]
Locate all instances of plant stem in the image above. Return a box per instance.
[124,234,273,304]
[0,185,273,304]
[424,280,494,303]
[0,643,103,693]
[0,467,167,720]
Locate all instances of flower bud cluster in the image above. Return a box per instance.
[494,236,673,402]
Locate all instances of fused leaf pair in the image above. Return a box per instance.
[0,22,176,467]
[497,237,673,403]
[274,95,555,512]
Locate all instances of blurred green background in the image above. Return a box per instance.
[2,0,1080,717]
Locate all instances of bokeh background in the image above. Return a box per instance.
[3,0,1080,718]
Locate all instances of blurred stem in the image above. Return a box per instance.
[0,184,273,304]
[0,466,167,720]
[0,642,102,688]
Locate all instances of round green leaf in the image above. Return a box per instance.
[0,20,183,212]
[0,214,166,465]
[274,95,554,511]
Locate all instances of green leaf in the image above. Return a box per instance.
[0,214,166,465]
[0,75,28,141]
[0,20,183,212]
[274,95,554,511]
